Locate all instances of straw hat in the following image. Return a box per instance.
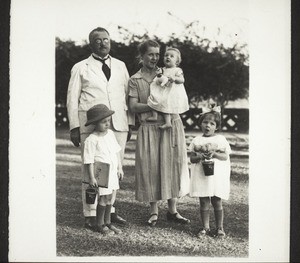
[85,104,114,126]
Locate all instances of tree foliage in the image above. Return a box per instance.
[56,25,248,107]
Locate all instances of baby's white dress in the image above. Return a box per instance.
[188,134,232,200]
[148,67,189,114]
[83,129,121,195]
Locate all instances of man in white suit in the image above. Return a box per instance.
[67,27,134,229]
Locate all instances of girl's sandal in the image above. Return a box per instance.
[147,213,158,227]
[215,227,226,238]
[166,211,191,224]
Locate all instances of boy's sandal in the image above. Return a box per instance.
[106,224,122,234]
[147,213,158,227]
[111,213,127,225]
[196,228,211,237]
[94,225,115,236]
[84,222,94,230]
[166,211,191,224]
[84,217,96,230]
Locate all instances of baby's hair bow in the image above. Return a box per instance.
[201,104,221,115]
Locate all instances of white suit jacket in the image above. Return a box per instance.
[67,55,134,134]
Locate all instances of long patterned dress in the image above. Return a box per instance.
[128,69,190,202]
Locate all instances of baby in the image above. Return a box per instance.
[147,47,189,129]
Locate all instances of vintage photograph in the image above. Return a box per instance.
[55,0,249,257]
[7,0,291,261]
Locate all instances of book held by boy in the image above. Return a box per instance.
[83,161,110,188]
[94,161,110,188]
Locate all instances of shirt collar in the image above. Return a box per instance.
[92,53,110,60]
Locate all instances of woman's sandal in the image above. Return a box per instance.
[166,211,191,224]
[147,213,158,227]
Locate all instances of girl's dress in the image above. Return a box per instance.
[83,129,121,196]
[147,67,189,114]
[128,69,190,202]
[188,134,231,200]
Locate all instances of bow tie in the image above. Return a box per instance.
[201,105,221,115]
[92,55,111,81]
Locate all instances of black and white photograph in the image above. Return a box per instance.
[8,0,290,261]
[55,0,249,257]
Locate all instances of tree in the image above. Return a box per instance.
[55,24,249,108]
[164,37,249,107]
[55,38,90,105]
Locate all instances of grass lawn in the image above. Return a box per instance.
[56,128,248,257]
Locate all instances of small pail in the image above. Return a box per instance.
[85,187,97,204]
[202,160,214,176]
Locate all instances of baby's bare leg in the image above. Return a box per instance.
[159,114,172,129]
[146,110,158,121]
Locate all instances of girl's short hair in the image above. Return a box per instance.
[198,111,222,130]
[166,47,182,65]
[138,40,160,56]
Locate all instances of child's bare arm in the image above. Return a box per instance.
[190,152,203,163]
[168,74,185,84]
[88,163,98,187]
[212,151,228,161]
[174,73,184,84]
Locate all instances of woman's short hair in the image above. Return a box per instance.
[138,40,160,56]
[198,111,222,130]
[165,47,182,65]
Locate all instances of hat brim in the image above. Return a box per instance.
[85,110,115,126]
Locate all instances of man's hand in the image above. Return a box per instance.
[70,127,81,147]
[118,168,124,181]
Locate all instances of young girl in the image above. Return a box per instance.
[188,106,231,238]
[83,104,124,235]
[147,47,189,129]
